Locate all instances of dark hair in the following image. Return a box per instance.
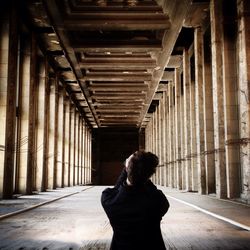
[127,151,159,185]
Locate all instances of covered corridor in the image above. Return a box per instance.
[0,0,250,249]
[1,0,250,202]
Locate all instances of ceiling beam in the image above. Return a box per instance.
[94,104,144,108]
[79,60,157,69]
[166,55,183,68]
[63,19,170,31]
[89,85,148,91]
[157,84,168,91]
[69,0,162,10]
[92,96,145,100]
[83,73,152,81]
[161,71,175,81]
[74,44,162,53]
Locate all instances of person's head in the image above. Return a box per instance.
[125,151,159,185]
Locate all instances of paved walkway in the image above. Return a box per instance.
[1,185,249,230]
[0,186,92,219]
[0,186,249,249]
[158,186,250,231]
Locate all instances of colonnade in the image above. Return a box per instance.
[0,6,92,199]
[146,0,250,203]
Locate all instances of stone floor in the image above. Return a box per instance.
[0,186,249,250]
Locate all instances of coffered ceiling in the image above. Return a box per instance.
[24,0,209,128]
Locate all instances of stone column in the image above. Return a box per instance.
[35,58,46,192]
[183,49,192,191]
[149,119,152,153]
[82,120,85,184]
[168,82,175,187]
[74,111,78,185]
[210,0,227,198]
[16,36,31,194]
[82,120,86,184]
[61,89,66,188]
[222,1,240,199]
[63,95,70,187]
[74,109,77,185]
[145,125,148,152]
[160,99,165,186]
[155,108,158,185]
[26,33,38,195]
[145,119,153,153]
[157,104,161,185]
[86,127,90,184]
[194,28,206,194]
[145,124,148,152]
[57,86,64,188]
[166,84,170,186]
[180,74,185,190]
[51,76,59,189]
[175,68,182,189]
[237,0,250,203]
[2,4,19,198]
[69,105,75,186]
[0,12,9,198]
[149,119,153,152]
[52,76,59,190]
[157,105,161,185]
[75,111,79,185]
[162,91,167,186]
[164,91,169,187]
[203,30,216,194]
[84,125,87,184]
[78,115,82,185]
[47,75,56,190]
[89,129,92,184]
[41,59,50,192]
[190,55,198,191]
[152,111,156,183]
[78,117,82,185]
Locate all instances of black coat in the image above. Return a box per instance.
[101,168,169,250]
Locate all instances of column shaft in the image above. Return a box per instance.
[190,55,198,191]
[180,75,185,190]
[26,33,37,194]
[36,58,46,191]
[162,92,167,186]
[69,105,75,186]
[57,86,64,188]
[41,59,50,191]
[237,0,250,202]
[47,76,56,190]
[17,37,31,194]
[168,83,175,187]
[2,5,18,198]
[82,121,86,184]
[63,96,70,187]
[175,69,182,189]
[223,1,240,198]
[203,30,216,194]
[183,49,192,191]
[210,0,227,198]
[1,3,18,198]
[194,28,206,194]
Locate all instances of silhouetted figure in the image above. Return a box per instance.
[101,151,169,250]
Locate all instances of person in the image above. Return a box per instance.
[101,151,169,250]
